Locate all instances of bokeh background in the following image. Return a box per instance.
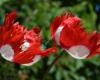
[0,0,100,80]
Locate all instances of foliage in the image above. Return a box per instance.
[0,0,100,80]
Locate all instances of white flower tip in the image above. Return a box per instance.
[22,55,41,66]
[65,45,90,59]
[0,44,14,61]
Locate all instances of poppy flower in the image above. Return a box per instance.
[13,27,56,66]
[0,10,26,61]
[50,12,100,59]
[0,11,56,66]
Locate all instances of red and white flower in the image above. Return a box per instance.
[50,12,100,59]
[0,11,56,66]
[0,10,25,61]
[13,27,56,66]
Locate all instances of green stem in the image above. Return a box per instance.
[43,49,64,80]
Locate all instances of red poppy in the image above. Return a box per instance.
[13,27,56,66]
[0,11,56,66]
[0,10,26,61]
[50,12,100,59]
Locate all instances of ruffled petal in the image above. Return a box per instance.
[4,10,16,30]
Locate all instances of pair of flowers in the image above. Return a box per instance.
[0,11,100,66]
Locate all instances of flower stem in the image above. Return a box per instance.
[42,49,64,80]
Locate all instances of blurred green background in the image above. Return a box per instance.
[0,0,100,80]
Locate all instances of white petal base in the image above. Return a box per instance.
[55,26,64,45]
[0,44,14,61]
[65,45,90,59]
[22,55,41,66]
[21,41,30,51]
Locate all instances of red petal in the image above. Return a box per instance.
[4,10,16,30]
[50,16,61,38]
[60,25,89,49]
[39,47,57,56]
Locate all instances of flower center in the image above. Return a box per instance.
[66,45,90,59]
[55,26,64,45]
[21,41,30,51]
[0,44,14,61]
